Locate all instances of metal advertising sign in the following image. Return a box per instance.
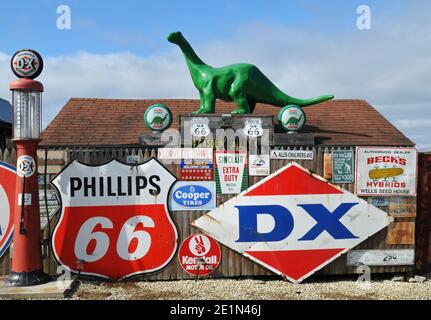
[367,196,389,207]
[193,162,392,283]
[170,181,216,211]
[144,104,173,132]
[278,105,306,132]
[355,147,418,196]
[388,197,416,218]
[0,161,16,258]
[270,149,314,160]
[332,150,354,183]
[51,159,178,280]
[215,150,248,194]
[249,154,270,176]
[347,249,415,266]
[179,234,221,276]
[179,159,214,181]
[190,117,211,138]
[158,148,213,160]
[243,118,264,137]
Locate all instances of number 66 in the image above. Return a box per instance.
[74,216,154,263]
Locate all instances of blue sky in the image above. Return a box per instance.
[0,0,407,56]
[0,1,430,150]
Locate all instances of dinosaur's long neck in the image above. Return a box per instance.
[176,36,210,79]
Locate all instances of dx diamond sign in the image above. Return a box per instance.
[51,159,178,280]
[193,162,393,283]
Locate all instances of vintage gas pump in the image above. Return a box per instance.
[5,49,50,286]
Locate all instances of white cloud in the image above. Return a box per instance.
[0,4,430,151]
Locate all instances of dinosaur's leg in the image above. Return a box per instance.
[247,99,256,114]
[231,94,250,114]
[193,90,215,114]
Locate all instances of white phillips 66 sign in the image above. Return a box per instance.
[193,162,392,284]
[51,159,178,280]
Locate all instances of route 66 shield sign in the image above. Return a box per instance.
[190,117,211,138]
[243,118,263,137]
[51,158,178,280]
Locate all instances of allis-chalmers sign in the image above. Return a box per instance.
[51,159,178,280]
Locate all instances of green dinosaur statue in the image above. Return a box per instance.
[150,114,168,125]
[167,31,334,114]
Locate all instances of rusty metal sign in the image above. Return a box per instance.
[388,197,416,218]
[193,162,392,283]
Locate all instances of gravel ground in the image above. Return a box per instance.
[69,274,431,300]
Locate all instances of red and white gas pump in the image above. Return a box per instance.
[5,49,50,286]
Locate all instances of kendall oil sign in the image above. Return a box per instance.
[355,147,418,196]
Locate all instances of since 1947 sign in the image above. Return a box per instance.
[51,159,178,280]
[193,162,392,283]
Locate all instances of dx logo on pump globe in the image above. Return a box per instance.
[51,158,178,280]
[10,49,44,79]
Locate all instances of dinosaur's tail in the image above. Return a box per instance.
[285,94,334,107]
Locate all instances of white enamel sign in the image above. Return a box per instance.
[355,147,418,196]
[270,149,314,160]
[215,151,247,194]
[249,154,270,176]
[193,162,392,283]
[347,249,415,266]
[190,117,211,138]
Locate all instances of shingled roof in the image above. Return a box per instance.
[41,98,414,147]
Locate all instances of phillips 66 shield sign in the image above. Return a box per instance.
[51,159,178,280]
[193,162,392,283]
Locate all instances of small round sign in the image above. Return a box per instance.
[278,105,306,132]
[0,161,16,258]
[10,49,44,79]
[179,234,221,276]
[144,104,173,132]
[17,155,36,178]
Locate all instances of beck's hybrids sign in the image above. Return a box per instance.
[355,147,418,196]
[51,159,178,280]
[170,181,216,211]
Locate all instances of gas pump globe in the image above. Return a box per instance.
[5,49,50,287]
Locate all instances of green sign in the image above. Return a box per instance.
[332,150,354,183]
[144,104,173,132]
[278,105,306,132]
